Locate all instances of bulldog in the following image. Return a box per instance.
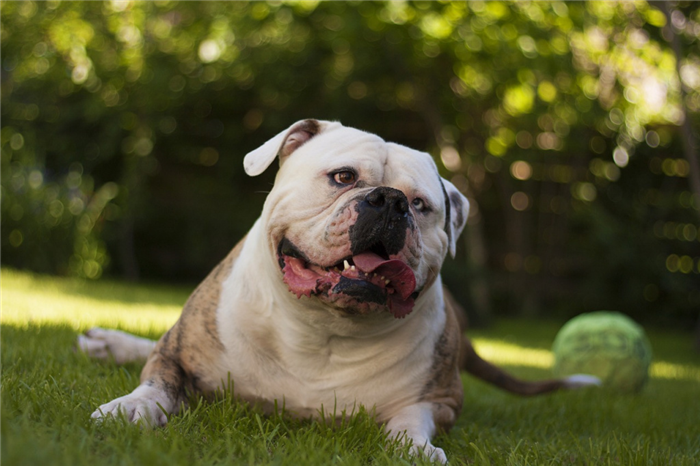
[79,120,598,462]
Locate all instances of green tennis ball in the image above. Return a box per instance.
[552,311,652,393]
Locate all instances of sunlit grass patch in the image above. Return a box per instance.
[649,361,700,382]
[472,339,553,369]
[2,268,187,336]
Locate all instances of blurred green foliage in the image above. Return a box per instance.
[2,1,699,327]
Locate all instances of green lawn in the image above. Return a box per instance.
[2,268,699,465]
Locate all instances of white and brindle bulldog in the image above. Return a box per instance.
[79,120,598,462]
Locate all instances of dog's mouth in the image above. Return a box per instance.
[277,238,418,318]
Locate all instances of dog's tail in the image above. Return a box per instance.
[458,336,600,395]
[443,287,600,395]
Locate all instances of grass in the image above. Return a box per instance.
[2,268,699,465]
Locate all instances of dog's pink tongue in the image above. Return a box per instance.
[353,252,416,318]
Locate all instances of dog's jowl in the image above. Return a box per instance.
[79,120,599,463]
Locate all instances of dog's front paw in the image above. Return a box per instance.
[77,327,156,364]
[386,402,449,464]
[410,442,447,464]
[92,385,170,426]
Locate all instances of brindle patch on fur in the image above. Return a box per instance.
[140,237,246,397]
[419,289,464,433]
[141,352,189,406]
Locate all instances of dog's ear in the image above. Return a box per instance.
[441,178,470,258]
[243,119,322,176]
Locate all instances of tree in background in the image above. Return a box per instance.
[2,1,698,335]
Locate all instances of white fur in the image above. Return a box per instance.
[92,384,175,426]
[385,402,447,464]
[216,257,446,420]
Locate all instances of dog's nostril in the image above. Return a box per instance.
[366,190,386,208]
[396,199,408,215]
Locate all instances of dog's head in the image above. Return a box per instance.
[244,119,469,319]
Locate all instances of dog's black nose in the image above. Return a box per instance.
[350,187,410,256]
[364,187,409,224]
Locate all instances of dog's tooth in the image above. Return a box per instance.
[385,279,390,285]
[350,265,356,271]
[343,260,350,271]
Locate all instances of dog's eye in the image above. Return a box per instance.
[333,171,356,185]
[412,198,426,212]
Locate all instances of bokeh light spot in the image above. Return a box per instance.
[440,146,462,172]
[199,147,219,167]
[679,256,694,274]
[666,254,679,273]
[198,39,222,63]
[613,147,629,167]
[511,191,530,211]
[9,230,24,247]
[510,161,532,180]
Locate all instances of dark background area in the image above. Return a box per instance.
[2,1,699,336]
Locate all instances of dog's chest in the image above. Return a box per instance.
[207,253,445,418]
[212,313,438,419]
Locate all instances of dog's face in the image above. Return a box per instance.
[244,120,469,318]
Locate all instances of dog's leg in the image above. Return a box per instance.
[87,240,244,426]
[91,350,187,426]
[385,402,447,464]
[77,328,157,364]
